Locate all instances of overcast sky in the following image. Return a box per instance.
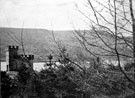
[0,0,90,30]
[0,0,134,31]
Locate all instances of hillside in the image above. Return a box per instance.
[0,27,80,61]
[0,27,132,62]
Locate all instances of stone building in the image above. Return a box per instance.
[5,45,34,72]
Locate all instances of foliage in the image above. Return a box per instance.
[124,63,134,71]
[2,48,134,98]
[72,64,132,98]
[1,71,17,98]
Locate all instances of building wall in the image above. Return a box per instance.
[1,62,46,72]
[5,46,34,71]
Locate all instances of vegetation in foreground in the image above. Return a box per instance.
[1,48,134,98]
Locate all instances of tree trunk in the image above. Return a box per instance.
[129,0,135,88]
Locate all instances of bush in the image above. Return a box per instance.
[1,71,17,98]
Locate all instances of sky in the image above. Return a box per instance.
[0,0,134,31]
[0,0,89,30]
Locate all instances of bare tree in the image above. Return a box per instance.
[75,0,135,84]
[129,0,135,82]
[50,27,86,73]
